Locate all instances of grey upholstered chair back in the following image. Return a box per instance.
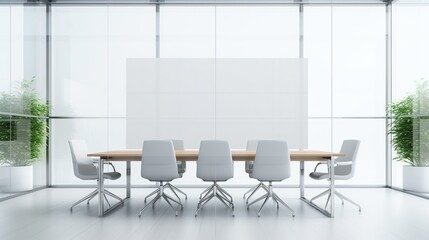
[197,140,233,181]
[252,140,291,182]
[172,139,184,150]
[141,140,179,181]
[69,140,98,180]
[245,140,259,173]
[334,140,360,177]
[172,139,186,174]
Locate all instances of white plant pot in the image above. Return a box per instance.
[403,165,429,193]
[0,166,33,193]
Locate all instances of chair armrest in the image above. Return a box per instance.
[335,162,352,166]
[91,158,117,172]
[313,162,326,172]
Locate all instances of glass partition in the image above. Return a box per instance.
[0,3,47,200]
[48,3,391,188]
[392,2,429,196]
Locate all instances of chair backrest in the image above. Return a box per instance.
[68,140,97,180]
[245,140,259,173]
[172,139,186,173]
[171,139,184,150]
[197,140,233,181]
[141,140,179,181]
[252,140,291,181]
[246,140,259,151]
[334,140,360,177]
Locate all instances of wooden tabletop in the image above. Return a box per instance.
[88,149,343,162]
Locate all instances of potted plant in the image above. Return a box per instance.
[0,77,49,192]
[388,80,429,193]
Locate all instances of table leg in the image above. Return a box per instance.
[329,157,335,218]
[98,158,105,217]
[300,161,305,198]
[300,159,334,218]
[126,161,131,198]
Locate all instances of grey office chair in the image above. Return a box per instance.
[242,140,261,202]
[68,140,122,211]
[309,140,361,211]
[247,140,295,217]
[195,140,235,217]
[144,139,187,204]
[139,140,183,217]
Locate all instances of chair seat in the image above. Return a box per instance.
[309,172,329,180]
[309,172,352,180]
[104,172,121,180]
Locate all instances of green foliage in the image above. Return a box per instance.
[388,95,414,165]
[0,77,49,166]
[388,80,429,167]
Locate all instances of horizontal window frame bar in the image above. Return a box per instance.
[0,112,49,119]
[49,116,388,119]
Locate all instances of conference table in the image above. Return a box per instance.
[88,149,343,218]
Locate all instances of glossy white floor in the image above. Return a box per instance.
[0,187,428,240]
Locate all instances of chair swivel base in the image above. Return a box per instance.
[139,181,183,217]
[195,182,235,217]
[70,189,123,212]
[310,188,361,212]
[247,182,295,218]
[144,182,187,204]
[244,182,270,205]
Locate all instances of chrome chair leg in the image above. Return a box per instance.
[199,186,211,199]
[247,193,268,209]
[70,190,98,212]
[162,195,179,216]
[165,184,181,203]
[216,194,231,208]
[199,185,215,202]
[248,182,294,218]
[246,183,263,204]
[139,194,161,217]
[195,193,214,216]
[217,186,233,203]
[335,191,361,212]
[144,189,160,204]
[164,193,183,210]
[243,184,259,199]
[167,183,188,200]
[86,191,98,205]
[258,194,270,217]
[217,185,233,202]
[195,183,234,217]
[139,182,183,217]
[273,193,294,217]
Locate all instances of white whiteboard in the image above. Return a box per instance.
[126,58,308,149]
